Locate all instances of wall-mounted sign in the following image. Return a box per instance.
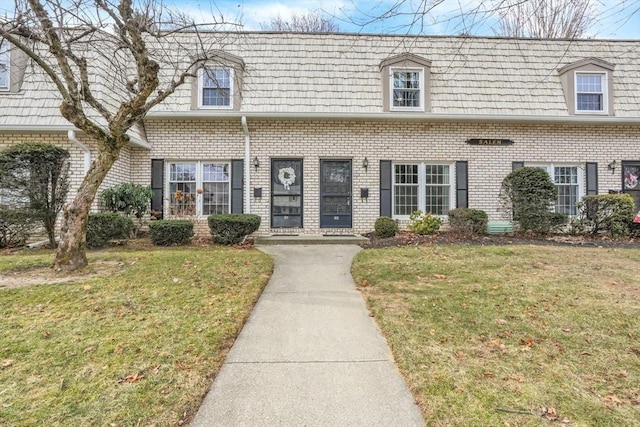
[466,138,514,146]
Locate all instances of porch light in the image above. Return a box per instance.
[362,157,369,170]
[253,156,260,169]
[608,160,617,174]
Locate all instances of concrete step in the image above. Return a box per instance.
[254,234,369,245]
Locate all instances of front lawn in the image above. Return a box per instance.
[0,246,272,426]
[352,244,640,426]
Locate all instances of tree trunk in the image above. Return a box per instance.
[54,149,119,271]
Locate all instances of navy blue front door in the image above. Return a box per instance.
[320,160,352,228]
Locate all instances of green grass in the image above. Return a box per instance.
[352,244,640,426]
[0,246,272,426]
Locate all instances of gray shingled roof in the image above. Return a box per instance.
[2,32,639,129]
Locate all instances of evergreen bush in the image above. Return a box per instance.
[207,214,261,245]
[500,167,558,234]
[448,208,488,235]
[86,212,133,248]
[148,220,194,246]
[374,216,398,238]
[0,210,35,248]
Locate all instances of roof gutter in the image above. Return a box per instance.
[145,111,640,126]
[0,125,151,149]
[67,130,91,176]
[241,116,251,214]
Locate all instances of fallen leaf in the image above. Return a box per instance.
[83,285,92,291]
[520,337,534,348]
[360,279,369,288]
[496,318,507,325]
[434,274,447,279]
[118,372,144,384]
[603,395,623,405]
[455,351,466,360]
[172,278,180,284]
[483,371,495,378]
[42,331,51,339]
[2,359,13,368]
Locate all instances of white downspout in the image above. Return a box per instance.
[241,116,251,213]
[67,130,91,175]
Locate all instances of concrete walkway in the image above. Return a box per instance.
[190,245,424,426]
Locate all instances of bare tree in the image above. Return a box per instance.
[496,0,599,38]
[343,0,639,37]
[261,12,339,32]
[0,0,232,271]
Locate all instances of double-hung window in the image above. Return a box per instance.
[168,161,230,217]
[575,73,607,113]
[391,69,424,110]
[534,164,583,215]
[393,163,453,217]
[198,67,232,108]
[0,42,9,91]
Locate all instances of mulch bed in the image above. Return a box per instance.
[360,231,640,249]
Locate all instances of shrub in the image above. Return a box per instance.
[0,210,35,248]
[86,212,133,248]
[0,142,70,248]
[500,167,558,234]
[100,183,153,237]
[448,208,488,235]
[207,214,261,245]
[571,194,635,237]
[374,216,398,238]
[408,210,442,235]
[148,220,194,246]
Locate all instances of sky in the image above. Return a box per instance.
[174,0,640,39]
[0,0,638,39]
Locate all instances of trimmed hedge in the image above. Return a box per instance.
[374,216,398,238]
[86,212,133,248]
[148,220,194,246]
[500,167,558,234]
[572,194,635,237]
[207,214,261,245]
[0,210,35,248]
[448,208,488,235]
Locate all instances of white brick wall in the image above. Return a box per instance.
[4,120,637,237]
[143,118,640,236]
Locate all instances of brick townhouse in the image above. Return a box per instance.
[1,32,639,235]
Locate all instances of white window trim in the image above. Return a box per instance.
[165,160,231,219]
[528,163,584,215]
[392,162,455,220]
[0,44,9,91]
[390,67,425,112]
[197,67,234,110]
[575,71,608,115]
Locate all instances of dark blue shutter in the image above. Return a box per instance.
[456,161,468,209]
[586,162,598,195]
[231,159,244,213]
[512,161,524,171]
[380,160,392,217]
[151,159,164,219]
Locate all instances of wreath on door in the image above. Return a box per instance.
[278,167,296,190]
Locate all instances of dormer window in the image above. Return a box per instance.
[199,67,233,108]
[575,73,607,113]
[380,53,431,113]
[0,42,9,91]
[191,51,244,111]
[558,58,614,116]
[391,69,424,109]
